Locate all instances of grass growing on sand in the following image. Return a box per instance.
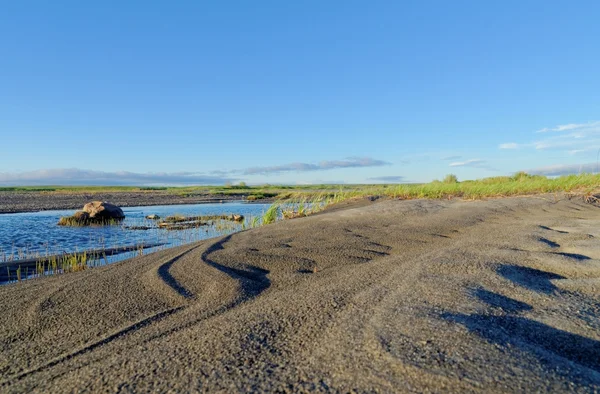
[274,173,600,204]
[389,172,600,200]
[4,173,599,202]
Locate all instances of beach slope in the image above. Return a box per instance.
[1,196,600,392]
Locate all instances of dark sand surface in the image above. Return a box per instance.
[1,196,600,392]
[0,191,264,214]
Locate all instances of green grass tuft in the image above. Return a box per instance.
[261,203,279,225]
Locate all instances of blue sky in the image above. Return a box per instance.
[1,1,599,185]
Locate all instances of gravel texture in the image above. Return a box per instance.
[0,192,258,214]
[0,196,599,392]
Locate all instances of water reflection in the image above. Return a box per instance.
[0,202,270,263]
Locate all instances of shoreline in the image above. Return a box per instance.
[0,191,274,214]
[0,242,165,282]
[1,196,599,391]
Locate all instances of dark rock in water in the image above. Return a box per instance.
[231,214,244,222]
[83,201,125,219]
[126,226,153,230]
[158,220,209,230]
[145,214,160,220]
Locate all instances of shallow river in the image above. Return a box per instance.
[0,202,271,263]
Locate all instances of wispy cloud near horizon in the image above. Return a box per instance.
[0,169,236,186]
[241,157,391,175]
[500,121,600,153]
[367,175,405,183]
[0,156,393,185]
[448,159,495,170]
[527,162,599,176]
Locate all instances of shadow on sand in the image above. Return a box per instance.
[444,312,600,373]
[447,282,600,381]
[497,265,566,294]
[201,235,271,300]
[472,288,532,313]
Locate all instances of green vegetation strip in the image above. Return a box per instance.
[3,173,599,201]
[1,242,165,282]
[274,173,600,202]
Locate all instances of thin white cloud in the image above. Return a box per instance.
[242,157,390,175]
[449,159,496,171]
[441,155,462,161]
[527,162,599,176]
[0,169,235,186]
[499,143,521,149]
[449,159,484,167]
[534,121,600,151]
[501,121,600,154]
[536,121,600,133]
[568,147,600,155]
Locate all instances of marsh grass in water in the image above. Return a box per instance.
[261,204,279,225]
[57,216,124,227]
[1,204,265,283]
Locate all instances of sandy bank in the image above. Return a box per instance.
[0,196,599,392]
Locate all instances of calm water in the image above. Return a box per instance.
[0,202,271,263]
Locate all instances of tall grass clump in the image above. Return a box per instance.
[443,174,458,184]
[261,203,280,225]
